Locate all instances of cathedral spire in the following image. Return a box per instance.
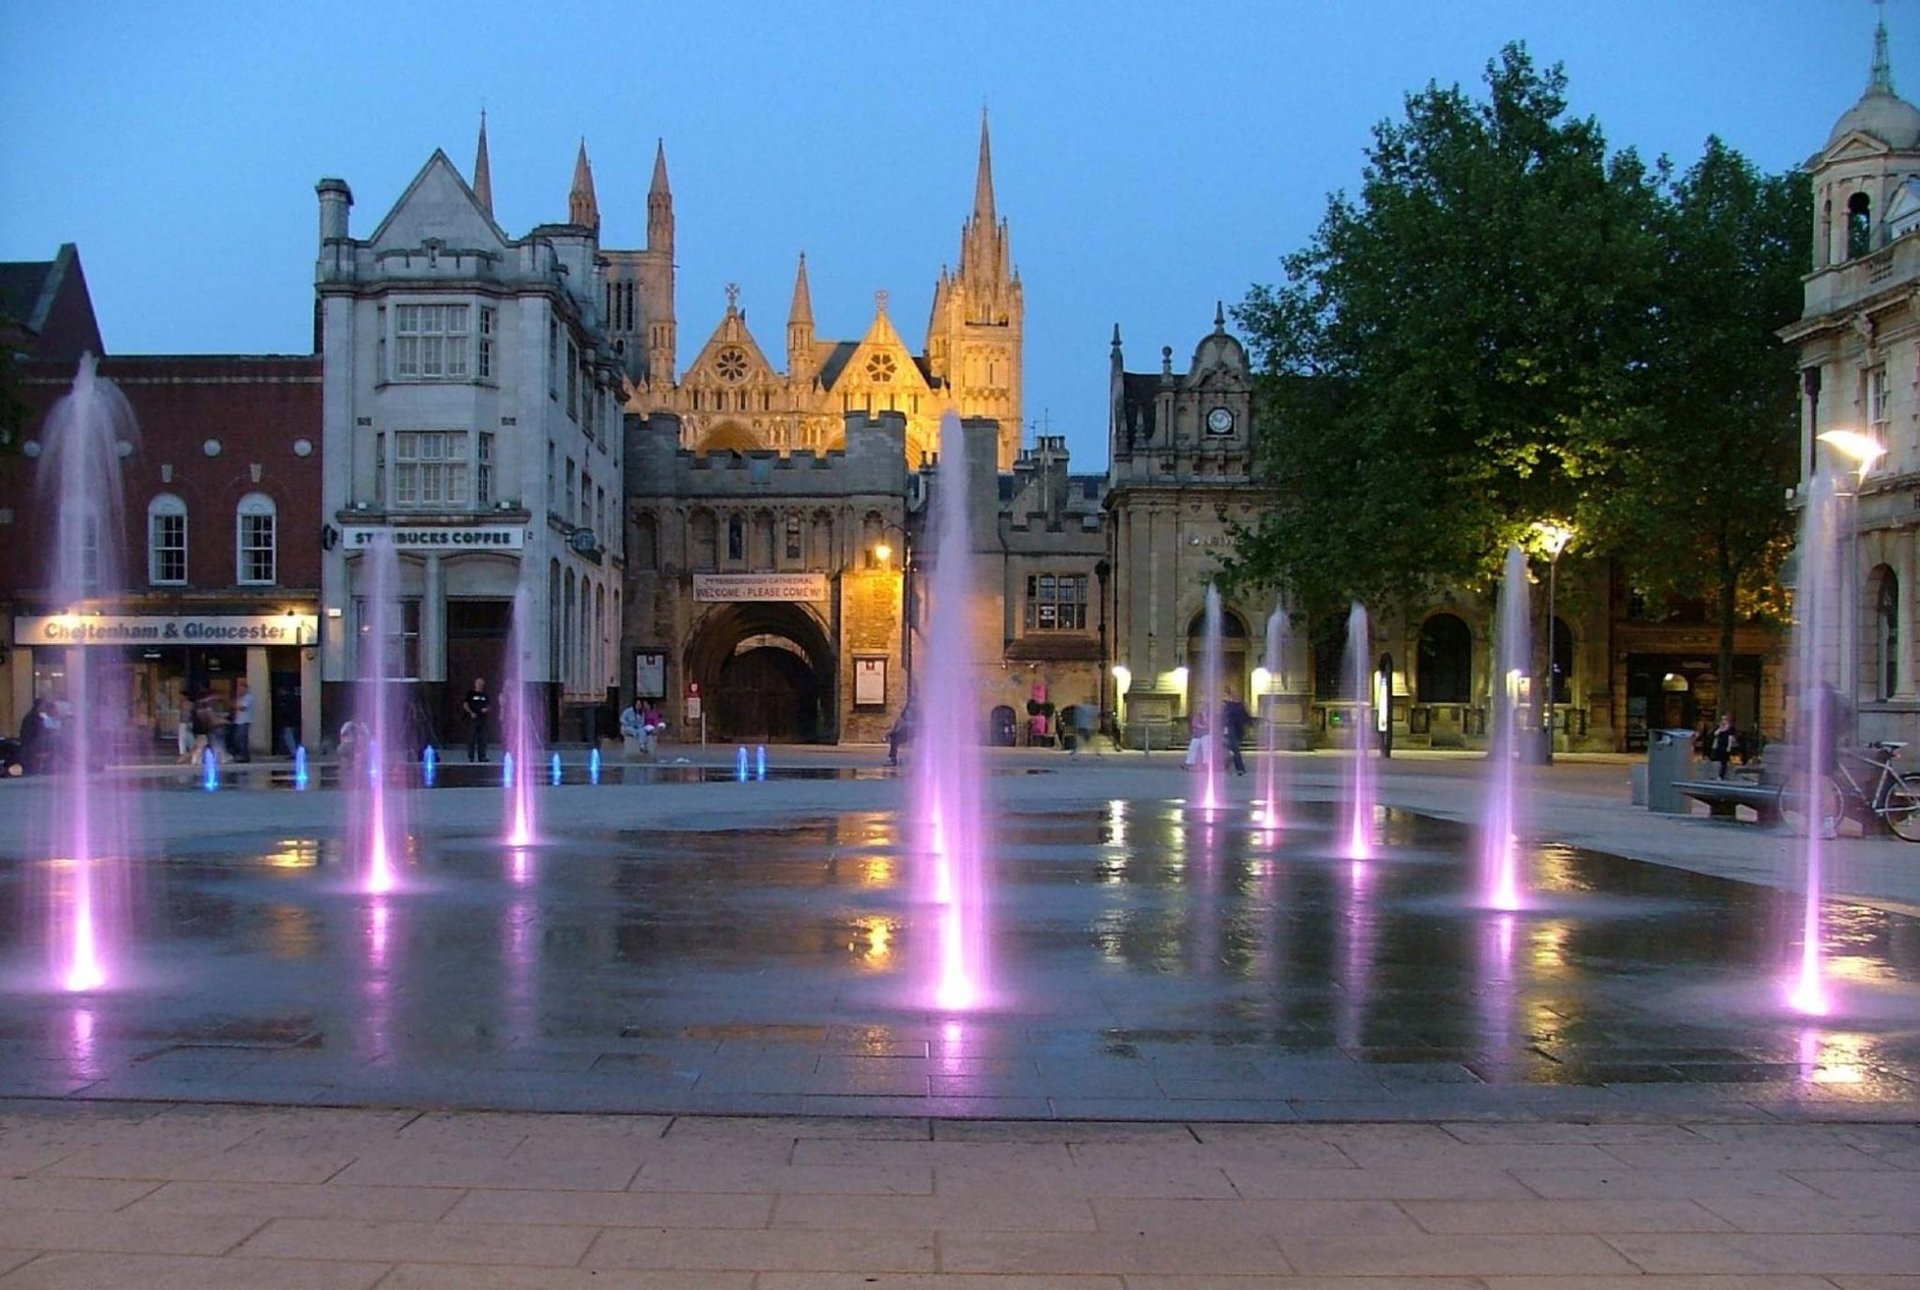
[1871,1,1896,95]
[973,107,996,228]
[473,110,493,218]
[650,137,671,197]
[568,138,599,232]
[787,252,816,379]
[647,137,674,256]
[788,252,813,328]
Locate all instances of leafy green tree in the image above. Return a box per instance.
[1593,140,1806,704]
[1227,43,1665,620]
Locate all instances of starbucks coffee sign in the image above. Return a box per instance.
[344,524,526,550]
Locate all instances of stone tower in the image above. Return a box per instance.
[601,140,679,385]
[926,111,1024,469]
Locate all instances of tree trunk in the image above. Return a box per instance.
[1716,542,1738,729]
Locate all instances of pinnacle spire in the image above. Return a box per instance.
[650,137,671,195]
[473,110,493,218]
[568,138,599,232]
[973,107,996,228]
[1871,2,1896,95]
[788,252,813,327]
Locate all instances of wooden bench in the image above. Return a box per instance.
[1673,780,1784,824]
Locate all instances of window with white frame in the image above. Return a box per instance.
[393,303,470,380]
[389,430,472,508]
[355,596,421,679]
[1025,573,1088,630]
[477,432,495,506]
[148,494,187,585]
[236,492,277,585]
[477,306,496,381]
[1870,364,1891,438]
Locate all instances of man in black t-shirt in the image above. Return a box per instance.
[464,677,490,762]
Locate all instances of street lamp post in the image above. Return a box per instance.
[871,531,914,705]
[1533,522,1575,766]
[1814,430,1888,745]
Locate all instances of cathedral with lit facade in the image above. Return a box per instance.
[602,118,1024,472]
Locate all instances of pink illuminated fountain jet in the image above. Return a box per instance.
[912,411,990,1010]
[1343,601,1376,859]
[349,535,409,893]
[1481,545,1531,911]
[1257,604,1289,829]
[1786,467,1850,1015]
[34,354,138,992]
[1195,584,1226,811]
[503,581,541,848]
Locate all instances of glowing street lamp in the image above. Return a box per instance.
[1816,428,1886,480]
[1532,521,1575,765]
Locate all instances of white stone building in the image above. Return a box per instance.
[1783,19,1920,746]
[314,141,625,744]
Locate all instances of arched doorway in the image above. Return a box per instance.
[685,602,837,743]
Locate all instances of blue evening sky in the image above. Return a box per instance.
[0,1,1892,469]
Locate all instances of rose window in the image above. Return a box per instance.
[865,352,896,383]
[715,347,748,382]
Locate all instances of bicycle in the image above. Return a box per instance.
[1781,740,1920,841]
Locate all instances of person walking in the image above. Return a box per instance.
[1708,712,1737,781]
[887,703,914,766]
[227,678,254,763]
[1221,697,1251,776]
[464,677,491,762]
[187,694,215,767]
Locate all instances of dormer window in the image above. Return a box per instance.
[1849,192,1874,259]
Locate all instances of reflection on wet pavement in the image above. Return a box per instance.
[2,801,1916,1118]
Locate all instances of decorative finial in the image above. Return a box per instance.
[1214,300,1226,332]
[725,282,740,310]
[875,289,889,316]
[1872,0,1895,94]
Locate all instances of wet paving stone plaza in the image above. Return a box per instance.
[5,759,1919,1123]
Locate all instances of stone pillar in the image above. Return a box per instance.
[421,554,446,684]
[1900,527,1918,701]
[246,647,272,758]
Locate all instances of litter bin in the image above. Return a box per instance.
[1645,728,1696,814]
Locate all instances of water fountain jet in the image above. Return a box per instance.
[1342,602,1376,860]
[912,411,990,1010]
[34,354,138,993]
[1481,545,1532,911]
[502,581,541,847]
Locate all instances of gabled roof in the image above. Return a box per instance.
[0,243,103,360]
[1888,175,1920,236]
[687,306,778,382]
[365,149,511,250]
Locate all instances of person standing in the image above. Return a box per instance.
[464,677,491,762]
[228,679,254,763]
[1708,712,1737,781]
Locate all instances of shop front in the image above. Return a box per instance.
[11,609,321,761]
